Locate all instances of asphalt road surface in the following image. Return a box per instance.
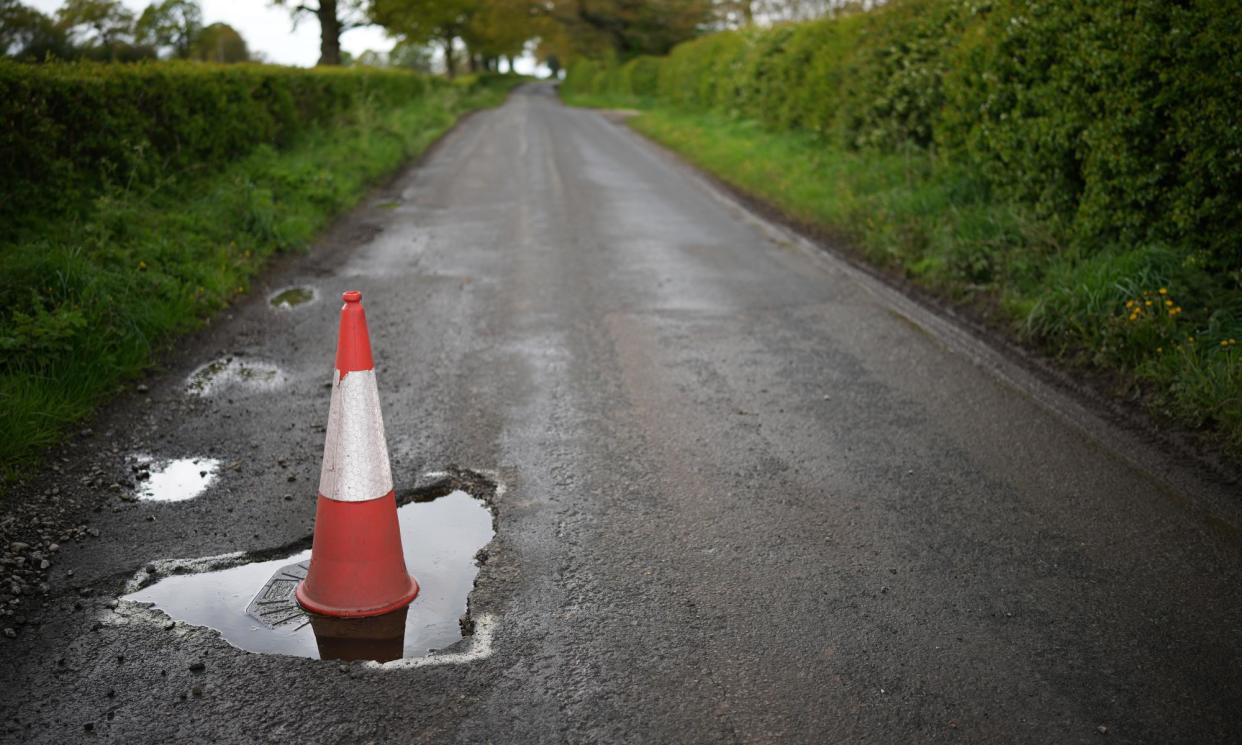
[4,84,1241,744]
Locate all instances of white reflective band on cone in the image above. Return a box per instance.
[318,369,394,502]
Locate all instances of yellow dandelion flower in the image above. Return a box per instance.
[1145,300,1153,307]
[1159,288,1168,295]
[1156,347,1163,353]
[1164,299,1173,306]
[1222,340,1230,347]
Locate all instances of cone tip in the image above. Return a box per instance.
[342,290,362,304]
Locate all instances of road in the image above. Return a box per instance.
[3,83,1241,744]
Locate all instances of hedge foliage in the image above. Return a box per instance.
[0,62,444,228]
[562,55,662,101]
[567,0,1242,274]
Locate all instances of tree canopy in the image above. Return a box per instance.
[1,0,851,72]
[0,0,250,62]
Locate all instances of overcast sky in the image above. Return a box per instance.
[29,0,399,67]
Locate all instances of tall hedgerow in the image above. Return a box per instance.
[561,58,604,98]
[563,55,664,101]
[0,62,439,231]
[650,0,1241,272]
[619,56,662,98]
[940,0,1242,272]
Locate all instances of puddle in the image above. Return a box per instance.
[124,490,493,662]
[129,455,220,502]
[186,356,286,397]
[269,286,316,309]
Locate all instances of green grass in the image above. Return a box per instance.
[579,100,1242,454]
[0,76,520,480]
[560,91,654,110]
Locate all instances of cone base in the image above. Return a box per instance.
[296,577,419,619]
[295,492,420,619]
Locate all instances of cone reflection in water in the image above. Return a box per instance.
[309,607,408,662]
[295,290,419,618]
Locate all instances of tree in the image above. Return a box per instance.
[1,0,74,60]
[135,0,202,58]
[538,0,713,59]
[190,21,248,63]
[389,39,433,72]
[55,0,134,48]
[271,0,368,66]
[353,48,386,66]
[55,0,163,61]
[371,0,477,77]
[464,0,534,69]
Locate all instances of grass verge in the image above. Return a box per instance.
[0,76,520,480]
[580,100,1242,456]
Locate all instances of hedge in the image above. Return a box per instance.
[562,55,663,101]
[0,61,442,229]
[568,0,1242,274]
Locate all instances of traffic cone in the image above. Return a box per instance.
[295,290,419,618]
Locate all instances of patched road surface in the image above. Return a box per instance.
[3,84,1241,744]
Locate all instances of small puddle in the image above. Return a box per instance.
[124,490,493,662]
[269,286,316,309]
[186,356,286,397]
[130,455,220,502]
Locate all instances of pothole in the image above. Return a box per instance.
[186,356,286,397]
[269,286,316,309]
[127,455,220,502]
[122,472,497,663]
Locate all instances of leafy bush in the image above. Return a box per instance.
[620,56,662,98]
[941,0,1242,273]
[643,0,1242,274]
[564,55,663,101]
[562,58,603,98]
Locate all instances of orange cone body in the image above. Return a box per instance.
[296,290,419,618]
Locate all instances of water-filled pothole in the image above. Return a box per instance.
[128,455,220,502]
[123,490,493,662]
[269,286,316,309]
[186,356,286,397]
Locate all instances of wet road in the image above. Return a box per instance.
[4,83,1242,744]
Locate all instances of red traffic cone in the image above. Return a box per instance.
[295,290,419,618]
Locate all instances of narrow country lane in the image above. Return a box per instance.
[3,84,1241,744]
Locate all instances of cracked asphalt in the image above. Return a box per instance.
[2,83,1241,744]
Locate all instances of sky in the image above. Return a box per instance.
[27,0,539,72]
